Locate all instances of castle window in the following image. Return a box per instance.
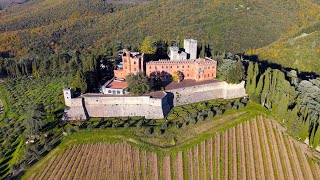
[170,66,172,68]
[124,59,127,63]
[149,66,151,69]
[117,91,120,94]
[108,90,112,93]
[204,74,206,78]
[162,66,164,69]
[177,66,179,68]
[134,61,136,65]
[182,66,184,68]
[66,92,68,94]
[187,74,189,77]
[166,66,168,69]
[188,65,190,68]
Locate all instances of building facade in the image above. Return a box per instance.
[114,49,144,79]
[113,39,217,82]
[146,58,217,81]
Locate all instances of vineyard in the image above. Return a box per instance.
[27,116,320,179]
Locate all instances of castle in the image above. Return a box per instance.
[114,39,217,82]
[63,39,247,120]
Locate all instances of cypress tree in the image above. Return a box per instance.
[71,70,87,93]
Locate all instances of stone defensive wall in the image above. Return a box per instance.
[64,81,247,120]
[65,92,171,120]
[168,81,247,106]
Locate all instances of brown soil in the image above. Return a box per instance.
[275,127,294,180]
[285,135,305,179]
[245,121,256,179]
[134,147,142,180]
[251,120,266,180]
[193,144,200,180]
[164,155,171,180]
[258,117,275,180]
[215,133,220,180]
[176,152,183,180]
[238,124,246,179]
[223,131,229,180]
[265,120,284,180]
[142,150,149,180]
[201,142,206,180]
[231,127,237,180]
[187,149,193,180]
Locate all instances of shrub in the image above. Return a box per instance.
[157,129,165,135]
[87,124,95,131]
[162,122,168,129]
[170,137,176,146]
[216,109,223,116]
[226,103,232,109]
[124,123,130,128]
[207,110,215,118]
[176,122,182,129]
[238,102,245,109]
[232,105,238,110]
[190,117,197,124]
[136,121,143,128]
[112,123,119,129]
[145,127,154,135]
[197,115,205,121]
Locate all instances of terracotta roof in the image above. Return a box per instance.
[106,81,128,89]
[165,79,221,90]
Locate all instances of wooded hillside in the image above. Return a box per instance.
[0,0,319,57]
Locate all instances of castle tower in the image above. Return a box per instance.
[63,87,72,106]
[184,39,198,60]
[169,46,179,60]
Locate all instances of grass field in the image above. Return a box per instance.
[24,115,320,179]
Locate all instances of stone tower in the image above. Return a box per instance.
[184,39,198,60]
[63,87,72,106]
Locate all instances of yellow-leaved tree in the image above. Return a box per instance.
[140,36,157,54]
[172,71,183,82]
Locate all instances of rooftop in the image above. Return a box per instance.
[105,79,128,89]
[82,91,166,99]
[165,79,221,90]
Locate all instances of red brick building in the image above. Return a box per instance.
[146,58,217,81]
[114,49,144,79]
[114,39,217,82]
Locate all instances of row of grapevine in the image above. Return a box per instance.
[32,117,320,179]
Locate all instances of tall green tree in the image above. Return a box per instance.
[71,70,87,93]
[24,104,45,137]
[126,72,151,95]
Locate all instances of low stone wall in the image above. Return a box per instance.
[169,81,247,106]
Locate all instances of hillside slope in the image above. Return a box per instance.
[0,0,319,57]
[247,22,320,74]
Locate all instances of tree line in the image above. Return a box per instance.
[245,61,320,148]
